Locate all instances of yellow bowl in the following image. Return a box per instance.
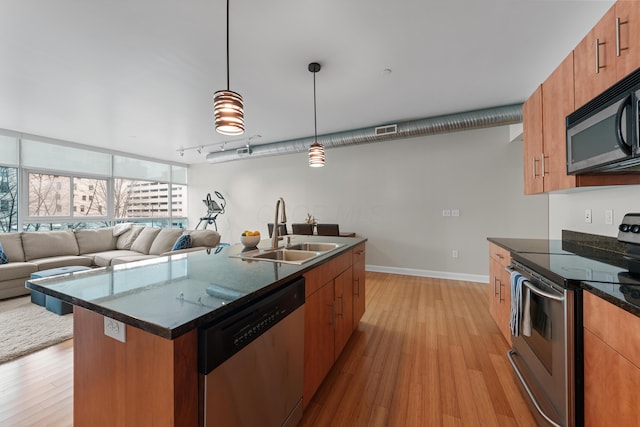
[240,235,260,248]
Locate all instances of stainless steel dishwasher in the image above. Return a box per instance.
[198,277,305,427]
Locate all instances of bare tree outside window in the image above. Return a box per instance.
[28,174,70,216]
[0,167,18,232]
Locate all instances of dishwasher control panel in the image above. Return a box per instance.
[198,277,305,375]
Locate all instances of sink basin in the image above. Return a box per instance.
[239,249,319,265]
[286,242,342,252]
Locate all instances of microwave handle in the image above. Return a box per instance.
[615,94,633,155]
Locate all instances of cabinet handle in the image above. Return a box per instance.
[495,253,504,259]
[337,294,344,317]
[616,17,628,57]
[532,157,538,178]
[595,38,606,74]
[499,280,505,303]
[541,152,546,177]
[493,277,500,296]
[355,250,365,255]
[354,277,360,296]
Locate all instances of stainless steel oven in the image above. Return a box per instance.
[507,260,578,427]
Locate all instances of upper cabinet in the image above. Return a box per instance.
[574,1,640,109]
[523,54,576,195]
[523,0,640,195]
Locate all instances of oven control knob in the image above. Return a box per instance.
[620,224,631,232]
[632,225,640,234]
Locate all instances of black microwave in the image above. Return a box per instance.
[566,68,640,175]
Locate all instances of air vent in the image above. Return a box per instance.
[374,124,398,136]
[236,147,252,156]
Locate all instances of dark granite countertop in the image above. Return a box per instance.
[488,233,640,318]
[25,235,367,340]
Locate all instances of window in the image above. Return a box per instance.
[114,179,170,219]
[28,174,70,217]
[0,182,8,193]
[73,177,107,218]
[0,200,9,212]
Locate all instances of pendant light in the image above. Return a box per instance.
[214,0,244,136]
[308,62,325,167]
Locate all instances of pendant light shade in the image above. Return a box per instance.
[214,89,244,135]
[308,62,325,167]
[215,0,244,136]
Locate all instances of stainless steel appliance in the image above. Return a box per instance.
[506,260,578,427]
[198,278,305,427]
[566,67,640,174]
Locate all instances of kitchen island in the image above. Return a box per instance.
[25,235,366,426]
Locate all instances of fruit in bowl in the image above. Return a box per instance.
[241,230,261,248]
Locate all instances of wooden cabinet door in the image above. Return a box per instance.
[542,52,576,192]
[523,85,544,195]
[584,329,640,426]
[574,5,617,109]
[489,257,500,324]
[497,265,512,346]
[303,281,335,408]
[352,244,366,330]
[615,0,640,79]
[334,267,353,358]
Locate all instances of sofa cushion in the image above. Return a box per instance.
[76,228,117,254]
[172,234,191,251]
[31,255,93,270]
[93,250,145,267]
[149,229,183,255]
[0,232,25,262]
[0,262,38,280]
[188,230,221,248]
[23,230,80,261]
[116,226,144,250]
[130,228,161,255]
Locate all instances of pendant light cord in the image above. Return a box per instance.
[313,70,317,142]
[226,0,230,90]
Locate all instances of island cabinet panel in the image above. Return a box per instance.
[488,243,511,345]
[73,307,198,427]
[583,292,640,426]
[352,243,366,329]
[334,267,353,358]
[303,247,362,408]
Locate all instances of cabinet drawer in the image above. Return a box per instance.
[583,291,640,369]
[304,250,353,297]
[489,243,511,267]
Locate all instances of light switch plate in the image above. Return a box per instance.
[104,317,126,343]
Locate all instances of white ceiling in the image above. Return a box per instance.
[0,0,614,165]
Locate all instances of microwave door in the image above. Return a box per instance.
[567,95,633,174]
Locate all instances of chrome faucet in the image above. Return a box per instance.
[271,197,287,249]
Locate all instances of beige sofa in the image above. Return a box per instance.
[0,226,221,299]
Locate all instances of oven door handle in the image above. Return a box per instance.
[507,349,563,427]
[505,267,565,302]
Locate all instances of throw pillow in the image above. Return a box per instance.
[172,234,192,251]
[113,222,133,237]
[0,243,7,264]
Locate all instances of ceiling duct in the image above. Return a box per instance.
[206,103,522,164]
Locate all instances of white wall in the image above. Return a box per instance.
[188,125,549,281]
[549,185,640,239]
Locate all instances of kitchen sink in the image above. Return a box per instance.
[235,249,319,265]
[286,242,342,252]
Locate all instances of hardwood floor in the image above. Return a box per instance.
[0,272,536,426]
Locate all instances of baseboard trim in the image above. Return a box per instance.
[366,264,489,284]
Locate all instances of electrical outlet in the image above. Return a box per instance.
[442,209,451,217]
[104,317,126,342]
[605,209,613,225]
[451,209,460,217]
[452,249,459,258]
[585,209,592,224]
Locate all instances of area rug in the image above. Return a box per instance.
[0,296,73,364]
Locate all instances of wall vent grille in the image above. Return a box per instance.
[374,124,398,136]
